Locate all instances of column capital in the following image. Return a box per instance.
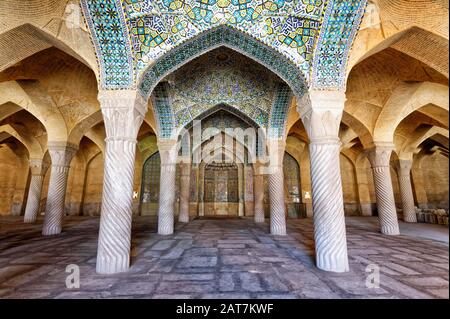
[267,138,286,170]
[366,143,395,168]
[47,142,78,167]
[396,159,413,176]
[298,90,346,142]
[98,90,147,117]
[304,90,346,111]
[29,158,50,176]
[158,139,178,165]
[253,158,266,175]
[99,90,147,140]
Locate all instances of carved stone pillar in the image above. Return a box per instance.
[158,139,178,235]
[412,155,428,209]
[299,90,349,273]
[42,143,78,236]
[267,139,287,235]
[253,160,265,223]
[367,144,400,235]
[96,90,146,274]
[24,159,49,223]
[356,159,374,216]
[396,159,417,223]
[178,161,191,223]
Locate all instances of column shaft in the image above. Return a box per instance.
[42,145,77,236]
[309,141,349,272]
[158,140,178,235]
[368,146,400,235]
[95,90,146,274]
[268,166,287,235]
[24,175,44,223]
[254,173,265,223]
[178,163,190,223]
[397,160,416,223]
[298,90,349,272]
[96,139,138,273]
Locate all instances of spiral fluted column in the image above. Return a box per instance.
[397,159,417,223]
[299,90,349,273]
[96,90,146,274]
[367,145,400,235]
[178,161,191,223]
[267,140,287,236]
[42,143,78,236]
[158,140,178,235]
[253,161,265,223]
[24,159,49,223]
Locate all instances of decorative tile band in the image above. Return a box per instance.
[312,0,367,89]
[81,0,134,89]
[269,83,293,138]
[152,82,175,139]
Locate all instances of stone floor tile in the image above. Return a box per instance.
[0,216,447,299]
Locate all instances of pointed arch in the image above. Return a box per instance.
[349,26,449,78]
[138,26,308,139]
[373,82,449,143]
[0,23,97,77]
[0,81,67,141]
[0,124,43,159]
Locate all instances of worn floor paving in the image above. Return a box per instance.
[0,216,448,299]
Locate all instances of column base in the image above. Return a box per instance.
[178,215,189,223]
[254,215,265,223]
[380,225,400,235]
[42,226,62,236]
[96,254,130,274]
[24,216,37,224]
[158,229,174,236]
[316,257,349,273]
[270,224,286,236]
[360,203,373,216]
[305,203,313,218]
[404,214,417,223]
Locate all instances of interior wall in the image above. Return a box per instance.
[82,153,104,216]
[390,166,402,208]
[0,146,19,215]
[340,154,359,215]
[11,154,30,216]
[284,152,302,218]
[40,164,51,215]
[66,153,86,216]
[422,153,449,208]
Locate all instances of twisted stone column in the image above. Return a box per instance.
[397,159,417,223]
[24,159,49,223]
[96,90,146,274]
[158,140,178,235]
[178,161,191,223]
[267,140,287,235]
[42,143,78,236]
[355,157,374,216]
[367,145,400,235]
[411,154,428,209]
[299,90,349,272]
[253,161,265,223]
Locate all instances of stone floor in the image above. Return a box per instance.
[0,216,448,299]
